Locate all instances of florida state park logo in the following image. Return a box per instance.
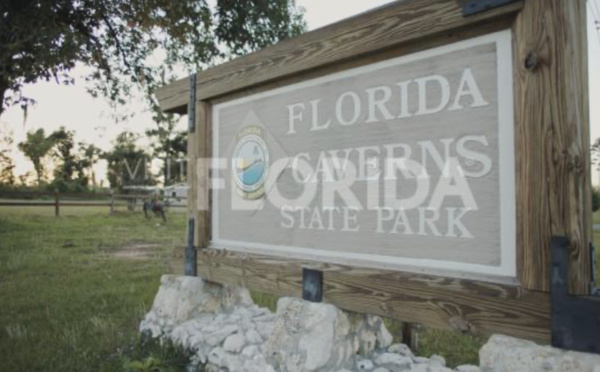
[232,125,270,200]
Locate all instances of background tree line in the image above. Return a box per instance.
[0,0,307,193]
[0,125,189,193]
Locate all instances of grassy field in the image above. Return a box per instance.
[1,206,598,371]
[0,206,190,371]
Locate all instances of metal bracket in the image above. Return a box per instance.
[590,242,599,296]
[462,0,521,16]
[551,236,600,354]
[185,73,197,277]
[302,268,323,303]
[185,218,197,276]
[188,73,197,133]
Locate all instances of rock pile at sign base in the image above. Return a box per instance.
[140,275,600,372]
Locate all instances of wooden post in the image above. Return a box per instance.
[402,323,419,353]
[514,0,591,294]
[195,101,211,249]
[109,190,114,215]
[127,196,134,212]
[54,189,60,217]
[184,95,211,276]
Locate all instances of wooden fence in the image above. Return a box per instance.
[0,191,184,216]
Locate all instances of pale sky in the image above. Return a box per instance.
[2,0,600,185]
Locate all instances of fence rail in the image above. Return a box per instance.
[0,191,186,216]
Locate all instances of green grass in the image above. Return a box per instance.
[1,206,598,370]
[0,206,189,371]
[408,328,485,366]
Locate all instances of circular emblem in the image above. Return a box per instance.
[232,125,269,199]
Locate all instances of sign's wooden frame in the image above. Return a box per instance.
[156,0,591,343]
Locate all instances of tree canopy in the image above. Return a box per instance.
[103,131,154,190]
[0,123,16,186]
[146,115,187,186]
[80,143,102,187]
[0,0,306,117]
[17,128,55,185]
[16,126,103,190]
[49,127,91,190]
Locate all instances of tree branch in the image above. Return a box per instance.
[100,14,132,72]
[72,20,113,80]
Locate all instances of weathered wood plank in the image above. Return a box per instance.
[171,246,550,342]
[578,0,593,294]
[210,17,514,106]
[188,101,211,249]
[196,101,211,248]
[514,0,591,293]
[156,0,523,113]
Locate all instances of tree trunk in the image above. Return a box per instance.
[33,161,42,185]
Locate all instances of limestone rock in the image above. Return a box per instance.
[346,313,394,355]
[139,275,253,338]
[242,345,259,358]
[413,356,430,364]
[205,324,239,346]
[142,276,600,372]
[208,347,227,366]
[377,326,393,349]
[429,354,446,367]
[266,297,360,372]
[480,335,600,372]
[223,333,246,353]
[245,329,263,344]
[455,365,482,372]
[388,343,414,358]
[409,364,452,372]
[372,368,389,372]
[357,358,374,370]
[374,353,412,369]
[256,321,275,339]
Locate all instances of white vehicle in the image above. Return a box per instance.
[164,183,188,207]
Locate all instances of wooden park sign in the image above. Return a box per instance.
[156,0,592,343]
[212,30,516,281]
